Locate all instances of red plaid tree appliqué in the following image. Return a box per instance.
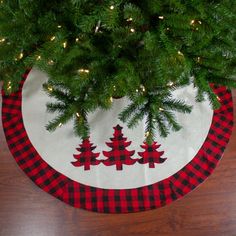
[138,142,167,168]
[102,125,137,170]
[71,138,101,170]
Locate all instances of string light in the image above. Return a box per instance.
[167,81,174,87]
[36,55,41,61]
[19,52,24,59]
[190,20,202,26]
[48,60,54,65]
[158,16,164,20]
[140,85,146,92]
[217,96,221,102]
[78,69,90,74]
[110,5,115,10]
[63,41,67,48]
[197,57,201,63]
[159,108,164,111]
[7,81,12,91]
[76,113,80,118]
[75,38,79,42]
[130,28,135,33]
[15,52,24,61]
[95,20,101,33]
[57,25,62,29]
[50,36,56,41]
[190,20,201,31]
[110,97,113,103]
[190,20,196,25]
[58,123,62,127]
[178,51,184,56]
[145,132,150,137]
[47,86,53,92]
[0,38,6,43]
[126,17,133,22]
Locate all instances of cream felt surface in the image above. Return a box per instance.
[22,68,213,189]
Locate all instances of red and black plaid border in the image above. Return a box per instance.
[1,72,234,213]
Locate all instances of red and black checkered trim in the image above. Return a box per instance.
[1,72,234,213]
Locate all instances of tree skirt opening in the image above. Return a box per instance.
[1,68,234,213]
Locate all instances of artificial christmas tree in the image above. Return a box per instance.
[103,125,137,170]
[138,142,166,168]
[71,138,101,170]
[0,1,235,143]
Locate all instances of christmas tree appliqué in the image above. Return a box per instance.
[71,138,101,170]
[138,142,167,168]
[102,125,137,170]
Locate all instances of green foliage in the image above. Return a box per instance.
[119,87,192,142]
[0,0,236,142]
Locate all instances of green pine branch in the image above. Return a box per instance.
[0,0,235,140]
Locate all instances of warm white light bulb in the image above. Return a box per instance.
[78,69,90,74]
[140,85,146,92]
[167,81,174,87]
[50,36,56,41]
[48,60,54,65]
[178,51,184,56]
[48,86,53,92]
[36,55,41,60]
[0,38,6,43]
[63,41,67,48]
[19,52,24,59]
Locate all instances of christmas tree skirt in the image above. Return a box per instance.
[1,69,234,213]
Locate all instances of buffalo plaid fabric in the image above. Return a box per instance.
[138,142,166,168]
[72,138,101,171]
[102,125,137,170]
[1,73,234,213]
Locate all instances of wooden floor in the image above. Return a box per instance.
[0,91,236,236]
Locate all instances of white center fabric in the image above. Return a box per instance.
[22,68,213,189]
